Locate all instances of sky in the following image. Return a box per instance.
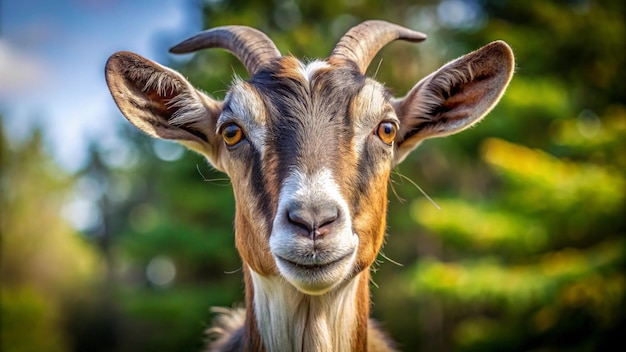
[0,0,202,171]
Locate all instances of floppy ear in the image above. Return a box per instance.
[392,41,514,164]
[105,51,225,171]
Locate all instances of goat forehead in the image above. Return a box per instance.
[248,57,389,129]
[224,58,392,179]
[250,59,374,171]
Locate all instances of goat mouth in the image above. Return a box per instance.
[274,251,356,295]
[275,252,352,270]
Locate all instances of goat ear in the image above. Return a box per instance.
[105,51,224,170]
[392,41,514,164]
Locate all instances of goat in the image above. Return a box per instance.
[105,20,514,352]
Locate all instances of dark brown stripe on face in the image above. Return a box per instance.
[219,95,276,233]
[250,57,367,191]
[249,145,274,230]
[351,144,375,213]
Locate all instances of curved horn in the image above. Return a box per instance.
[331,20,427,74]
[169,26,281,76]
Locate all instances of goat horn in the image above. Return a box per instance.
[331,20,427,74]
[169,26,281,76]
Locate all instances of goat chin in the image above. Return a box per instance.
[273,248,358,296]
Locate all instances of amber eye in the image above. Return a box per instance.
[222,124,244,147]
[376,121,397,145]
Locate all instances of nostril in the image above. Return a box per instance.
[287,210,314,233]
[318,209,338,229]
[286,205,339,239]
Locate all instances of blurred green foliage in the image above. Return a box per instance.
[1,126,101,352]
[2,0,625,351]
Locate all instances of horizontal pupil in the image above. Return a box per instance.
[224,126,240,138]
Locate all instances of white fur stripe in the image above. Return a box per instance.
[250,269,359,352]
[298,60,331,83]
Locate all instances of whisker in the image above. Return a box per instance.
[379,251,404,267]
[388,176,406,203]
[196,164,231,185]
[224,266,242,275]
[369,277,379,289]
[392,170,441,210]
[372,57,384,80]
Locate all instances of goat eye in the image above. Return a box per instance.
[222,124,244,146]
[376,121,397,145]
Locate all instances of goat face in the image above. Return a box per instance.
[105,21,514,297]
[219,57,398,294]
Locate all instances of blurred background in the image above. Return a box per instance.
[1,0,625,351]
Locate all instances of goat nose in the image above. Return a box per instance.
[287,204,339,239]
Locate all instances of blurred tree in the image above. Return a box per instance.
[379,1,626,351]
[69,0,626,351]
[89,123,242,351]
[0,121,100,352]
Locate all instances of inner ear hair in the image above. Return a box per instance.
[121,55,208,130]
[415,41,512,127]
[392,41,514,164]
[106,51,215,142]
[406,41,513,133]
